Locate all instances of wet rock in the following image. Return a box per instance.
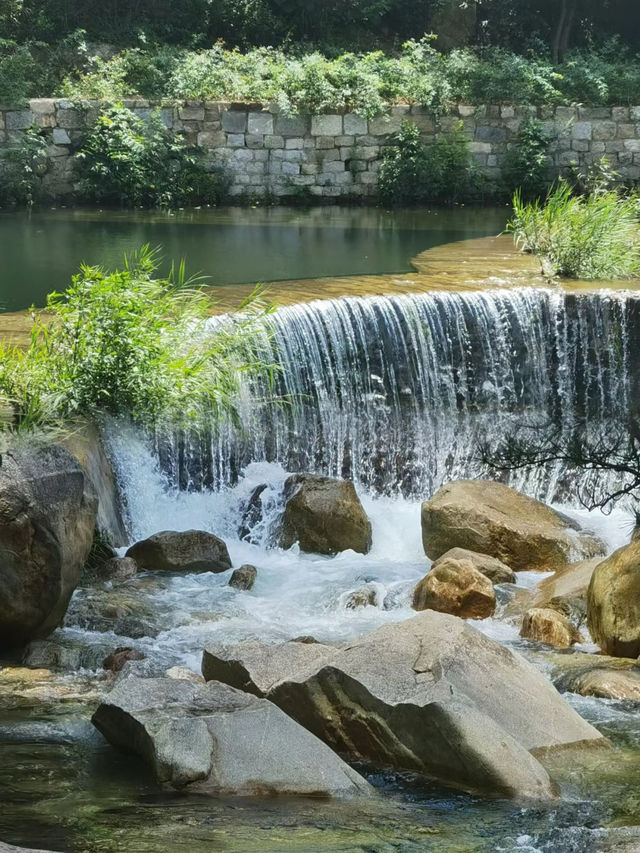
[0,442,98,649]
[421,480,605,571]
[23,636,116,671]
[433,547,516,584]
[0,841,61,852]
[292,635,318,644]
[533,557,602,628]
[279,474,372,556]
[556,663,640,701]
[95,556,138,582]
[205,612,604,799]
[126,530,232,574]
[165,667,205,683]
[92,676,372,797]
[520,607,583,648]
[588,539,640,658]
[103,647,146,673]
[238,484,267,543]
[229,564,257,591]
[65,588,160,639]
[412,558,496,619]
[344,587,378,609]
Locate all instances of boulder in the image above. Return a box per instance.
[0,441,98,650]
[103,647,145,673]
[279,474,372,556]
[228,564,257,591]
[587,540,640,658]
[520,607,583,648]
[433,547,516,584]
[533,558,602,627]
[126,530,231,574]
[95,556,138,582]
[412,558,496,619]
[556,663,640,701]
[204,613,604,799]
[165,666,204,683]
[238,484,267,543]
[421,480,605,571]
[92,676,371,798]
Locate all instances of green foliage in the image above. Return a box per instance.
[0,125,49,206]
[0,247,272,430]
[502,118,551,199]
[0,31,86,103]
[75,103,226,207]
[508,181,640,280]
[378,120,481,205]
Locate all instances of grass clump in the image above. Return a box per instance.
[0,247,272,432]
[508,181,640,280]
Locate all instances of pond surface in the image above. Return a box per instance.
[0,206,507,311]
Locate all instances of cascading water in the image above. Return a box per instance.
[161,287,639,506]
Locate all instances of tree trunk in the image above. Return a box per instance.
[553,0,578,63]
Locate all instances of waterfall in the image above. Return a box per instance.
[152,287,639,505]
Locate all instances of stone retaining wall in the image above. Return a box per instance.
[1,99,640,200]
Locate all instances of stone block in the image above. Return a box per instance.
[592,121,617,141]
[578,107,611,119]
[571,121,592,140]
[56,108,85,129]
[227,133,245,147]
[316,135,336,149]
[612,107,630,121]
[335,135,355,146]
[281,160,300,176]
[459,105,476,117]
[265,135,284,149]
[311,114,342,136]
[282,149,305,162]
[222,110,247,133]
[52,128,71,145]
[5,110,35,130]
[47,144,70,158]
[285,137,304,149]
[275,114,309,136]
[591,141,606,154]
[409,113,436,133]
[245,134,265,148]
[197,131,226,147]
[253,150,269,161]
[571,139,590,152]
[618,123,636,138]
[351,146,379,161]
[349,159,368,172]
[500,106,515,119]
[630,106,640,121]
[323,160,346,172]
[558,151,578,166]
[623,138,640,153]
[248,112,274,135]
[476,125,507,143]
[234,148,254,160]
[343,113,368,135]
[469,141,492,154]
[301,163,319,175]
[369,114,402,135]
[246,162,266,175]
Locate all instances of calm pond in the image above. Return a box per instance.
[0,205,507,311]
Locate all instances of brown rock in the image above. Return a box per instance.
[588,539,640,657]
[279,474,372,555]
[229,564,257,590]
[520,607,583,648]
[559,665,640,701]
[103,647,145,673]
[433,547,516,584]
[96,556,138,582]
[421,480,605,571]
[412,558,496,619]
[126,530,231,574]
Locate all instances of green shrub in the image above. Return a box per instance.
[501,118,551,199]
[0,247,270,430]
[75,103,226,207]
[508,181,640,279]
[378,120,482,205]
[0,125,49,206]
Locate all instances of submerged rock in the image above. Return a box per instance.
[587,539,640,658]
[92,676,371,798]
[237,484,267,543]
[0,442,97,650]
[203,612,604,799]
[412,557,496,619]
[344,587,378,609]
[126,530,232,574]
[520,607,583,648]
[557,663,640,701]
[433,547,516,585]
[279,474,372,556]
[228,564,257,591]
[421,480,605,571]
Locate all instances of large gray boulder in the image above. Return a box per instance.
[126,530,231,574]
[422,480,605,571]
[279,474,372,555]
[92,675,371,798]
[587,539,640,658]
[0,441,97,649]
[203,612,604,799]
